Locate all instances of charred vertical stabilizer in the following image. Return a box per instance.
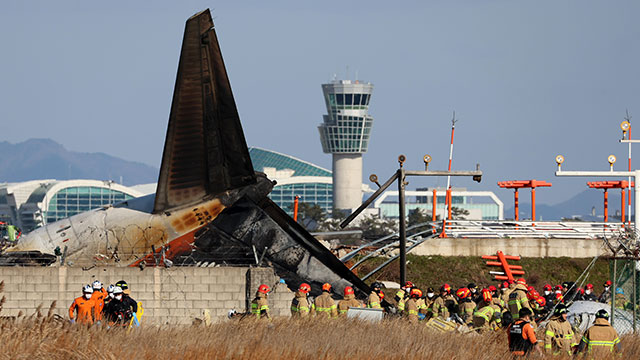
[154,10,256,213]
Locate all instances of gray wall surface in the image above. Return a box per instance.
[0,266,293,324]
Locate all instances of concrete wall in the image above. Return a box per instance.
[412,237,605,258]
[0,266,293,324]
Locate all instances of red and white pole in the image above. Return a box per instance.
[445,112,457,220]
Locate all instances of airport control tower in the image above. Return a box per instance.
[318,79,374,213]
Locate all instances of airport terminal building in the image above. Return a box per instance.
[0,180,146,232]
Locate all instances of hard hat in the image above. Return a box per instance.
[258,284,270,294]
[616,287,624,295]
[112,286,123,295]
[115,280,128,290]
[501,282,509,289]
[467,283,477,290]
[488,285,497,292]
[344,286,354,296]
[456,287,470,299]
[585,283,594,290]
[106,284,115,294]
[535,296,546,307]
[554,284,563,291]
[410,288,422,298]
[482,288,492,303]
[403,281,414,289]
[441,283,452,293]
[595,309,609,320]
[527,286,535,293]
[298,283,311,294]
[371,282,383,290]
[543,284,552,291]
[82,284,93,294]
[516,278,526,285]
[577,287,584,295]
[554,304,568,315]
[322,283,332,292]
[227,309,238,319]
[604,280,612,287]
[92,280,102,290]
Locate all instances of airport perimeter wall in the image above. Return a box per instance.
[412,237,604,257]
[0,266,293,325]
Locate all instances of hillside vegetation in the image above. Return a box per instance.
[356,255,610,292]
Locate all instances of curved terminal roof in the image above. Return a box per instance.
[249,147,331,177]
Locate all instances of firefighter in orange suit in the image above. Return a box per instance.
[313,283,338,318]
[90,280,107,323]
[69,284,96,324]
[337,286,362,317]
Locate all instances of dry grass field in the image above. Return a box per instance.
[3,311,640,359]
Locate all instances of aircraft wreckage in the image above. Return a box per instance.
[0,9,369,297]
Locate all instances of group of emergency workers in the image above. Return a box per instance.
[386,278,622,357]
[68,279,138,327]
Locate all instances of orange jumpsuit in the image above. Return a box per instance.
[69,296,96,324]
[90,288,107,321]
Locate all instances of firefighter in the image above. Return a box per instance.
[313,283,337,318]
[475,288,494,309]
[368,282,383,309]
[467,283,481,304]
[337,286,362,317]
[456,287,475,325]
[69,285,96,325]
[507,308,539,357]
[291,283,311,317]
[394,281,413,314]
[508,278,532,321]
[583,283,597,301]
[576,309,621,356]
[543,304,577,355]
[598,280,612,303]
[500,281,512,304]
[90,280,107,323]
[405,288,421,323]
[422,287,436,319]
[614,288,628,309]
[250,284,271,320]
[487,285,505,309]
[105,284,115,306]
[473,303,502,332]
[429,283,452,320]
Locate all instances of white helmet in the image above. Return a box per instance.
[112,286,123,295]
[107,284,115,294]
[82,284,93,294]
[227,309,237,319]
[92,280,102,290]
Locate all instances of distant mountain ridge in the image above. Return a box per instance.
[0,138,159,186]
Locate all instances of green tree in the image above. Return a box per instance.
[407,208,432,227]
[451,206,470,220]
[357,214,398,240]
[289,202,326,230]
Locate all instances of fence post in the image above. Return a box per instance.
[611,259,617,327]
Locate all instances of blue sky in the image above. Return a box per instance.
[1,1,639,208]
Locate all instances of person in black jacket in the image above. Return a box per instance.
[104,286,138,327]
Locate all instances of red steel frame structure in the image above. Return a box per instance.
[498,180,552,221]
[587,181,634,222]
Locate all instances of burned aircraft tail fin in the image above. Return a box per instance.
[154,9,255,213]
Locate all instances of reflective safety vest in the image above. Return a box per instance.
[251,297,269,319]
[509,320,534,355]
[580,318,621,356]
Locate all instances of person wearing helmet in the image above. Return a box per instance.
[368,282,383,309]
[467,283,481,304]
[90,280,107,323]
[583,283,597,302]
[429,284,453,320]
[456,287,475,325]
[337,286,362,317]
[508,278,532,321]
[576,309,621,356]
[614,288,628,309]
[599,280,612,303]
[473,302,502,332]
[251,284,271,320]
[104,286,135,326]
[475,288,493,309]
[69,284,96,325]
[291,283,311,318]
[404,288,422,323]
[313,283,337,318]
[394,281,413,314]
[507,308,539,356]
[500,281,514,305]
[543,304,577,355]
[422,287,436,319]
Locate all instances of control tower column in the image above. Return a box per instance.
[332,154,363,210]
